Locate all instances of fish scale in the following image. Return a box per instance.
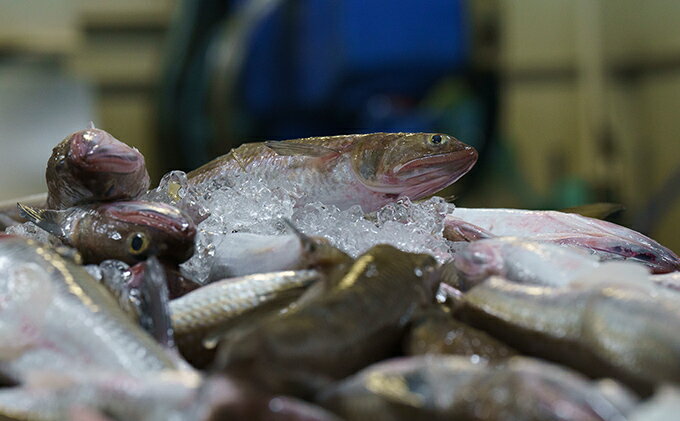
[170,270,319,335]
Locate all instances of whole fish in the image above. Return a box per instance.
[18,201,196,265]
[318,355,634,421]
[0,235,181,382]
[216,244,440,398]
[457,274,680,394]
[452,237,602,289]
[404,306,516,360]
[46,125,150,209]
[444,208,680,273]
[187,133,478,212]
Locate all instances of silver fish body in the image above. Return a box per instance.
[458,275,680,394]
[170,269,320,336]
[445,208,680,273]
[0,235,179,381]
[453,237,602,288]
[319,355,634,421]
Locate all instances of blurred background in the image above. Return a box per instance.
[0,0,678,252]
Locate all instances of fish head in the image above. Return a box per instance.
[454,241,505,283]
[351,133,477,199]
[82,201,196,265]
[46,127,150,207]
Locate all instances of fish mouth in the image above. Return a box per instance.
[392,146,477,198]
[102,201,196,236]
[362,146,478,197]
[69,131,143,174]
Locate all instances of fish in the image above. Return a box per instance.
[404,306,516,360]
[444,208,680,273]
[198,376,342,421]
[318,355,635,421]
[456,274,680,395]
[18,200,196,265]
[629,385,680,421]
[0,235,183,382]
[649,271,680,292]
[0,368,202,421]
[452,237,602,289]
[170,269,321,337]
[187,133,478,212]
[204,230,351,283]
[46,125,150,209]
[215,244,440,398]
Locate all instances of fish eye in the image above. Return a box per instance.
[429,134,444,145]
[127,232,149,255]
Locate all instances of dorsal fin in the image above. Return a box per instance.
[264,141,341,158]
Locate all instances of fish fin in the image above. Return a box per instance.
[560,203,625,220]
[264,141,341,158]
[16,203,67,239]
[281,219,316,251]
[135,257,175,350]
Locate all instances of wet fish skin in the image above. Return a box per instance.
[453,237,601,288]
[0,235,180,380]
[188,133,477,212]
[457,275,680,394]
[199,376,342,421]
[46,126,150,209]
[19,200,196,265]
[0,368,201,421]
[206,232,349,283]
[170,270,321,336]
[445,208,680,273]
[404,306,516,360]
[318,355,632,421]
[216,244,439,398]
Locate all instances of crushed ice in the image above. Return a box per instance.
[5,222,62,247]
[173,171,454,283]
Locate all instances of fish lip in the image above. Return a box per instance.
[69,131,143,174]
[361,147,478,195]
[392,146,478,176]
[102,201,196,237]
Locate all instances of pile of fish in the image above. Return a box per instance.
[0,124,679,420]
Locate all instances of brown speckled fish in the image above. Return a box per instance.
[216,244,440,398]
[46,125,150,209]
[18,201,196,265]
[188,133,477,212]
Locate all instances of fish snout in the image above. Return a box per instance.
[69,129,144,174]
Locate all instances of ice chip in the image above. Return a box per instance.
[142,170,211,224]
[180,171,453,283]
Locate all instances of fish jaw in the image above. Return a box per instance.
[363,145,477,199]
[454,242,505,283]
[97,201,197,264]
[68,129,144,175]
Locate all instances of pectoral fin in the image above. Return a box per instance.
[17,203,67,239]
[264,141,341,158]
